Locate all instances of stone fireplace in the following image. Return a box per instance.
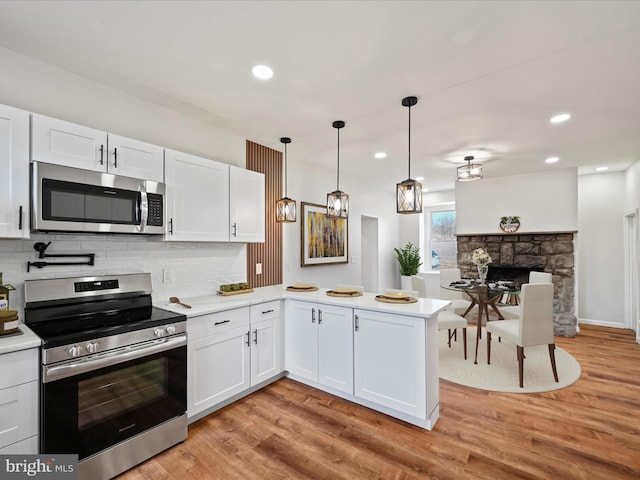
[457,232,577,337]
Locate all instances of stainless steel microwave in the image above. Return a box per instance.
[31,161,165,234]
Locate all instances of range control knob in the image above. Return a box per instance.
[154,328,166,338]
[165,325,176,335]
[68,345,83,357]
[86,342,99,354]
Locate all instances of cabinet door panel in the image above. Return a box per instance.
[284,301,318,382]
[229,166,264,242]
[165,150,230,241]
[354,309,426,418]
[0,382,38,449]
[318,305,353,394]
[0,105,29,238]
[107,134,164,182]
[188,326,250,416]
[250,317,281,386]
[31,114,107,171]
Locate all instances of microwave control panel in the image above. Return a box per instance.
[147,193,163,226]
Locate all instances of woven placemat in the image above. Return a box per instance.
[375,295,417,304]
[286,286,319,292]
[326,290,363,297]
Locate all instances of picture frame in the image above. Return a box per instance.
[300,202,348,267]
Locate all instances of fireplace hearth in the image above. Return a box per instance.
[457,232,577,337]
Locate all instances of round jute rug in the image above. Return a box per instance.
[439,326,582,393]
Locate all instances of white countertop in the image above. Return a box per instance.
[0,323,42,355]
[156,285,451,320]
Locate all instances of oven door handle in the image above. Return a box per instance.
[43,335,187,383]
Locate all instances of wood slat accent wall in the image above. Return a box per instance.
[246,140,283,287]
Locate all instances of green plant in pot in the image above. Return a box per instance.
[394,242,423,276]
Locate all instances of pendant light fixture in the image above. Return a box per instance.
[326,120,349,218]
[457,155,483,182]
[276,137,296,223]
[396,96,422,214]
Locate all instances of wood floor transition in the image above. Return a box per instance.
[117,324,640,479]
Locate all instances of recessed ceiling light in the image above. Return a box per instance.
[545,157,560,164]
[596,166,609,172]
[252,65,273,80]
[374,152,386,159]
[416,176,424,181]
[550,113,571,124]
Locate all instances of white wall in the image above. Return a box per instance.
[455,168,578,234]
[0,47,246,167]
[578,172,626,326]
[282,162,400,291]
[626,159,640,211]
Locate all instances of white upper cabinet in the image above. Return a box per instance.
[164,149,230,242]
[0,104,30,239]
[103,134,164,182]
[31,114,163,182]
[165,150,265,243]
[229,166,265,243]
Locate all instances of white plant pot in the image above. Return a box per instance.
[400,275,412,290]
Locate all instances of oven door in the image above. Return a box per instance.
[41,336,186,460]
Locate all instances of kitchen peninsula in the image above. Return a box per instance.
[158,285,449,430]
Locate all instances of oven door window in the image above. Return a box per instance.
[42,346,186,459]
[42,178,140,225]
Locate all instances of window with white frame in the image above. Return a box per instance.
[425,205,457,270]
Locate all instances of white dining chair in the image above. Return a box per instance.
[486,282,558,388]
[413,275,467,354]
[500,271,553,319]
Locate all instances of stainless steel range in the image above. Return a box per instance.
[24,273,187,480]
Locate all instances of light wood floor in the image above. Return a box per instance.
[118,324,640,479]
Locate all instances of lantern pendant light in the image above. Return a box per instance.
[456,155,483,182]
[276,137,297,223]
[396,96,423,214]
[326,120,349,218]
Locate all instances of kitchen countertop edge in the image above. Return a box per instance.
[0,323,42,355]
[155,285,451,320]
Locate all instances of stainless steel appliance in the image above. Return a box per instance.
[24,273,187,480]
[31,161,165,234]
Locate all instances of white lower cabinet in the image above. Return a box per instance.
[187,302,283,419]
[0,348,39,453]
[285,300,353,394]
[353,309,426,419]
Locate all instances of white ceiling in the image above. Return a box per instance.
[1,0,640,192]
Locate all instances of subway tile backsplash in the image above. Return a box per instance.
[0,233,247,317]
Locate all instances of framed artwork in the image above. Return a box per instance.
[300,202,348,267]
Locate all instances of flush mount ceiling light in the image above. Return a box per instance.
[545,157,560,164]
[596,166,609,172]
[326,121,349,218]
[252,65,273,79]
[374,152,387,159]
[396,96,422,214]
[276,137,296,223]
[457,155,483,182]
[550,113,571,124]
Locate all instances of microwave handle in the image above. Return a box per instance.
[138,186,149,232]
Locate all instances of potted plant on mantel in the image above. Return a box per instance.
[394,242,423,290]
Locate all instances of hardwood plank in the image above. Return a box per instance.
[118,324,640,480]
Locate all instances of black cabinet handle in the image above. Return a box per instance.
[214,319,230,326]
[18,205,23,230]
[169,218,174,235]
[318,309,322,325]
[99,144,104,165]
[253,329,258,344]
[311,308,315,323]
[355,314,359,332]
[261,309,274,315]
[245,331,250,347]
[114,147,118,168]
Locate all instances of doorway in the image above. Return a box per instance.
[361,216,379,293]
[623,209,639,342]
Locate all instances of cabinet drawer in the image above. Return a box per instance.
[188,307,250,340]
[250,301,281,322]
[0,349,38,390]
[0,381,38,449]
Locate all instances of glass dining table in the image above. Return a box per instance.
[443,281,520,364]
